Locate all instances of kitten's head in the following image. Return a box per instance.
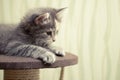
[20,7,65,46]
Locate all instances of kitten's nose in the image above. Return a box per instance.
[53,39,55,42]
[52,38,56,42]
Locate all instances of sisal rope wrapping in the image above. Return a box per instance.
[4,69,40,80]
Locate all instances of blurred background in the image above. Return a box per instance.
[0,0,120,80]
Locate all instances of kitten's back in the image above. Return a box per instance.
[0,24,17,42]
[0,24,16,32]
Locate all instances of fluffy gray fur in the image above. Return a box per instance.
[0,8,65,64]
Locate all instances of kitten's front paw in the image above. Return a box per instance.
[42,52,56,64]
[54,49,65,57]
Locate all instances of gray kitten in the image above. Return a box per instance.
[0,8,65,64]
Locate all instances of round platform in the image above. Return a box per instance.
[0,52,78,69]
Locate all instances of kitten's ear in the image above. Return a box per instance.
[56,7,67,13]
[34,13,50,25]
[56,7,67,22]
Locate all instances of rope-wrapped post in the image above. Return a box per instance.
[4,69,40,80]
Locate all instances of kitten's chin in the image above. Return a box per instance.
[42,42,53,47]
[42,43,48,47]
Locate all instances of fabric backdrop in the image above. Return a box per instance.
[0,0,120,80]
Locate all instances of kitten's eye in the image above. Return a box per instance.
[46,31,52,36]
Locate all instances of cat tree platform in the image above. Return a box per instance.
[0,52,78,80]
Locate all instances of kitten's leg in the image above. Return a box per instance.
[5,41,56,64]
[46,45,65,56]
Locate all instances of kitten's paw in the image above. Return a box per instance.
[54,49,65,57]
[42,52,56,64]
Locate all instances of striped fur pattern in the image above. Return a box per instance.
[0,8,65,64]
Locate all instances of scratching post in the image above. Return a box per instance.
[4,69,40,80]
[0,53,78,80]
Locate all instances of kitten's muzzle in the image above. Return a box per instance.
[52,39,55,42]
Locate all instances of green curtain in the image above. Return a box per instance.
[0,0,120,80]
